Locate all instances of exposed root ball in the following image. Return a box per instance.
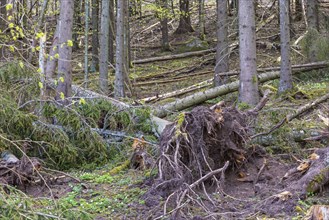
[158,106,250,185]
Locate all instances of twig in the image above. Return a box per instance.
[253,158,267,187]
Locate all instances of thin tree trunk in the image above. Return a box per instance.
[238,0,259,106]
[91,0,99,71]
[45,22,59,79]
[115,0,125,97]
[56,0,74,102]
[278,0,293,93]
[84,0,89,88]
[99,0,110,94]
[109,0,115,65]
[214,0,229,86]
[160,0,170,51]
[199,0,205,40]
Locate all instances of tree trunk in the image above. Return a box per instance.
[0,0,6,31]
[84,0,89,89]
[174,0,194,34]
[160,0,170,51]
[45,22,59,79]
[306,0,319,31]
[109,0,115,65]
[198,0,205,40]
[99,0,110,94]
[279,0,293,93]
[154,70,307,118]
[91,0,99,71]
[214,0,229,86]
[115,0,125,98]
[238,0,259,106]
[56,0,74,102]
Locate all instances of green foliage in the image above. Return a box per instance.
[0,62,155,170]
[0,186,92,220]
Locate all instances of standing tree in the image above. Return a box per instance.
[214,0,229,86]
[238,0,259,106]
[159,0,170,51]
[198,0,205,40]
[109,0,115,65]
[56,0,74,102]
[306,0,319,31]
[99,0,110,94]
[91,0,99,71]
[174,0,194,34]
[115,0,125,98]
[278,0,293,93]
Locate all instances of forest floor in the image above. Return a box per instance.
[1,1,329,219]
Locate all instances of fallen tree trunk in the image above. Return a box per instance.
[216,61,329,77]
[153,69,305,118]
[139,79,212,103]
[132,48,216,64]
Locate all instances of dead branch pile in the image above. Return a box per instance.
[158,105,251,186]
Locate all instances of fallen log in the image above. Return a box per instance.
[132,48,216,64]
[153,69,312,118]
[139,78,212,103]
[252,92,329,139]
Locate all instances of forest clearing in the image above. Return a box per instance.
[0,0,329,219]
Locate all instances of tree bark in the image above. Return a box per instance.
[306,0,319,31]
[174,0,194,34]
[99,0,110,94]
[278,0,293,93]
[115,0,125,97]
[214,0,229,86]
[84,0,89,89]
[238,0,259,106]
[198,0,205,40]
[56,0,74,102]
[91,0,99,71]
[160,0,170,51]
[109,0,115,64]
[154,70,304,118]
[45,22,59,79]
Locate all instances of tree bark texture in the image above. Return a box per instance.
[279,0,293,93]
[238,0,259,106]
[91,0,99,71]
[109,0,115,64]
[115,0,125,98]
[99,0,110,94]
[214,0,229,86]
[306,0,319,31]
[56,0,74,101]
[160,0,170,51]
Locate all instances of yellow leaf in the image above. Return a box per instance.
[79,98,86,105]
[67,40,73,47]
[37,68,42,73]
[54,53,59,59]
[54,80,58,86]
[6,4,13,11]
[38,82,43,89]
[60,92,65,100]
[19,61,24,68]
[9,45,14,52]
[8,23,14,28]
[59,76,64,82]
